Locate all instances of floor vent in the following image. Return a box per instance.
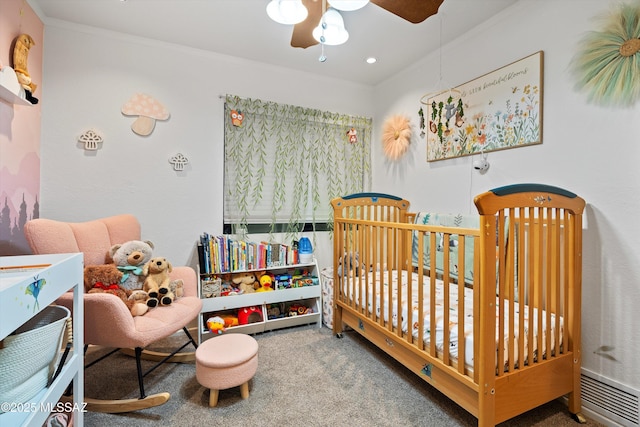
[581,368,640,427]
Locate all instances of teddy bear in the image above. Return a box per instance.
[143,257,174,307]
[231,271,258,294]
[109,240,154,292]
[84,264,149,316]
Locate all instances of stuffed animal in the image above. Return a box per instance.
[288,303,311,317]
[84,264,149,316]
[337,251,362,277]
[206,316,226,334]
[231,271,258,294]
[218,313,239,328]
[256,274,274,292]
[169,279,184,299]
[143,257,174,307]
[110,240,154,291]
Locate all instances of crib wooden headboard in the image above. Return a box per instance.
[474,183,586,421]
[331,192,411,273]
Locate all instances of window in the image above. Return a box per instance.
[223,95,372,237]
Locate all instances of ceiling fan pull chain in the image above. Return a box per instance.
[318,0,328,62]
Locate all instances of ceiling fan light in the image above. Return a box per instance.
[328,0,369,12]
[312,8,349,46]
[266,0,308,25]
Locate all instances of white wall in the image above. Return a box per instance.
[39,0,639,416]
[39,21,373,272]
[373,0,640,396]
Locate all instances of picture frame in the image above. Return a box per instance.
[424,51,543,162]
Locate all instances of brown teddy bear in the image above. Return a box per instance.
[231,271,258,294]
[143,257,174,307]
[84,264,149,317]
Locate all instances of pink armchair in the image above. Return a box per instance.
[24,214,202,413]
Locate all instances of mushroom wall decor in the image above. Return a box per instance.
[122,93,170,136]
[78,129,104,150]
[169,153,189,171]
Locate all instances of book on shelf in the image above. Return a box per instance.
[199,234,302,274]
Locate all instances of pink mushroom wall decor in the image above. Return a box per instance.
[121,93,170,136]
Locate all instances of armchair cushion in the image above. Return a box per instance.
[24,214,202,348]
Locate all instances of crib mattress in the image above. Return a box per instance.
[341,270,562,371]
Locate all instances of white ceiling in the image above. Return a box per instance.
[28,0,519,86]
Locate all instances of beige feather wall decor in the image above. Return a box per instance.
[382,114,412,160]
[571,2,640,107]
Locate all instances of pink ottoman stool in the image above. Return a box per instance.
[195,333,259,407]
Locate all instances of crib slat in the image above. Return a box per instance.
[429,231,437,357]
[497,211,506,376]
[536,208,544,366]
[517,212,525,370]
[527,207,535,367]
[507,209,516,373]
[457,232,466,375]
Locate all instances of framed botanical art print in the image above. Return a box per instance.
[425,51,543,162]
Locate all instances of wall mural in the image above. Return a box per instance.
[423,51,543,162]
[0,0,43,256]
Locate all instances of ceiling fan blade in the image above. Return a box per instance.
[371,0,444,24]
[291,0,323,48]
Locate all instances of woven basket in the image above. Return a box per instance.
[0,305,70,410]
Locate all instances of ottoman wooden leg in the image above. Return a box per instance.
[209,389,219,407]
[240,382,249,399]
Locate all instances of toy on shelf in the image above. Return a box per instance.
[206,316,226,335]
[201,278,222,298]
[256,274,274,292]
[237,306,263,325]
[275,274,291,290]
[231,271,258,294]
[219,313,239,328]
[287,303,313,317]
[266,303,285,320]
[12,34,38,104]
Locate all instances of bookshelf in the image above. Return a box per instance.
[197,235,322,342]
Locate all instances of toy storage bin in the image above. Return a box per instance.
[0,305,70,411]
[320,267,334,328]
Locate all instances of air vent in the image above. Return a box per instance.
[581,368,640,427]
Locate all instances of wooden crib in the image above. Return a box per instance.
[331,184,586,426]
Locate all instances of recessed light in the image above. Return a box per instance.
[365,57,377,64]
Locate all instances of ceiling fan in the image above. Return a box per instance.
[270,0,445,49]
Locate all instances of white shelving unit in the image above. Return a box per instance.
[198,260,322,342]
[0,253,84,427]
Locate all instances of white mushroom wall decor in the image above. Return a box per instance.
[121,93,170,136]
[169,153,189,171]
[78,129,104,150]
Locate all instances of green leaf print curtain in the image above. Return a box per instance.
[224,94,372,237]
